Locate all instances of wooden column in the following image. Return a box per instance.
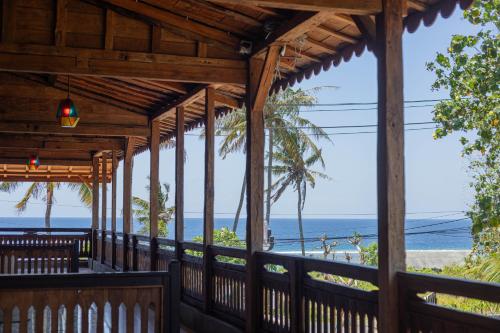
[101,153,108,264]
[111,151,117,233]
[123,138,135,235]
[245,45,281,333]
[111,150,117,268]
[122,138,135,271]
[150,120,160,271]
[91,155,100,260]
[150,120,160,238]
[175,106,185,260]
[376,1,406,332]
[203,87,215,312]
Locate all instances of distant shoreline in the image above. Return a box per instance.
[277,249,471,269]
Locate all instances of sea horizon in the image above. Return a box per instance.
[0,216,472,252]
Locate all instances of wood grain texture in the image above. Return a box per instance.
[149,120,160,238]
[175,107,185,260]
[375,1,405,332]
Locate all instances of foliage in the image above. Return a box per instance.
[270,132,330,255]
[215,87,332,233]
[133,180,175,237]
[359,243,378,266]
[191,228,245,264]
[426,0,500,237]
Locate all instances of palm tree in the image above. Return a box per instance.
[132,180,175,237]
[216,87,332,234]
[269,134,330,255]
[0,182,92,228]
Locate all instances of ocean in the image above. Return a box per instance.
[0,216,472,253]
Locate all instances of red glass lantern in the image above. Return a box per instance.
[56,98,79,128]
[28,155,40,170]
[56,76,80,128]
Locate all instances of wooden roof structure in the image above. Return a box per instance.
[0,0,472,181]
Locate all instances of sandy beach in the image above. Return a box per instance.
[278,249,471,269]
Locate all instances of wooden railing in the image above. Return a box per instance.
[0,228,92,258]
[0,261,180,333]
[0,243,79,274]
[91,230,500,332]
[399,272,500,333]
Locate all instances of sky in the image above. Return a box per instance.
[0,8,481,226]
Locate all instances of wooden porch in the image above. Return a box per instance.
[0,0,499,332]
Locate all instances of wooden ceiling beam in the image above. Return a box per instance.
[0,44,247,85]
[0,121,150,137]
[0,159,91,167]
[0,135,125,151]
[152,85,208,121]
[252,11,332,57]
[210,0,382,14]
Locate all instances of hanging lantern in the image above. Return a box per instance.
[56,98,79,127]
[28,155,40,170]
[56,76,79,128]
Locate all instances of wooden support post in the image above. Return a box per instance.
[289,258,304,333]
[111,150,117,268]
[203,87,215,312]
[123,138,135,235]
[101,153,108,264]
[122,139,134,270]
[92,155,100,261]
[150,120,160,271]
[175,106,185,260]
[150,120,160,238]
[375,1,405,333]
[245,45,281,333]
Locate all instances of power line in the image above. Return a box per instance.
[185,126,438,137]
[265,98,452,107]
[296,104,438,113]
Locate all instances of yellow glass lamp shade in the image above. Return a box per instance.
[56,98,80,128]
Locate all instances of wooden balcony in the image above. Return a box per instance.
[1,228,498,333]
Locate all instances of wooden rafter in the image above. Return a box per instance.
[91,0,242,47]
[252,11,332,57]
[208,0,382,14]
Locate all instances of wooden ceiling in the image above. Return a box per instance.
[0,0,470,181]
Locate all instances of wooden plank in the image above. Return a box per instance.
[1,0,16,43]
[375,1,405,332]
[175,106,185,260]
[151,25,161,53]
[149,120,160,238]
[352,15,376,45]
[97,0,241,47]
[122,137,135,234]
[245,45,281,333]
[104,9,115,50]
[252,11,332,57]
[211,0,381,14]
[0,44,247,84]
[55,0,68,47]
[203,87,215,312]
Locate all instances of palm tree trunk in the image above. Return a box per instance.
[45,185,53,229]
[265,128,273,246]
[232,172,246,232]
[297,185,305,256]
